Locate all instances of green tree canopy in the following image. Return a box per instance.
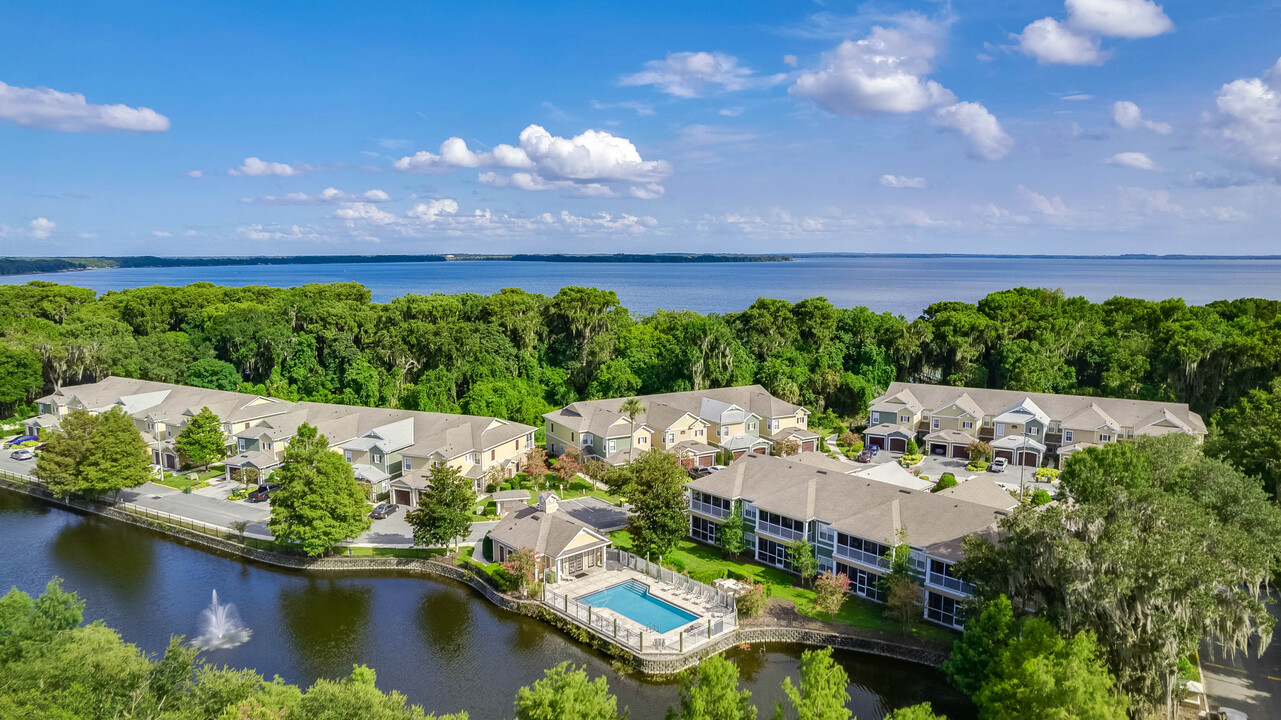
[34,407,151,500]
[186,357,241,391]
[267,423,372,556]
[614,450,690,558]
[513,662,623,720]
[173,406,226,471]
[772,647,852,720]
[406,463,476,550]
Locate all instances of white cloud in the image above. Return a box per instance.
[1016,17,1106,66]
[29,217,54,239]
[0,81,169,133]
[152,231,173,237]
[783,54,798,68]
[933,102,1014,161]
[229,157,302,177]
[789,22,956,116]
[590,100,655,116]
[880,174,927,188]
[1106,151,1159,170]
[1018,184,1067,215]
[718,107,744,117]
[478,171,617,197]
[335,198,660,238]
[242,188,391,205]
[1065,0,1174,39]
[1062,94,1095,101]
[1209,57,1281,180]
[186,170,204,178]
[334,202,397,225]
[1117,185,1181,214]
[620,52,784,98]
[1111,100,1172,134]
[629,183,665,200]
[236,224,324,242]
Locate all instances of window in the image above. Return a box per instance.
[900,415,910,424]
[608,440,617,453]
[638,435,647,445]
[932,418,940,430]
[747,422,757,432]
[690,515,719,545]
[927,592,965,629]
[771,419,780,431]
[695,428,703,438]
[836,561,884,602]
[666,432,675,444]
[756,537,793,571]
[344,450,352,462]
[1100,433,1111,442]
[962,421,973,429]
[491,449,496,461]
[720,426,729,438]
[371,452,382,465]
[996,424,1006,437]
[404,457,412,472]
[983,416,992,426]
[516,439,521,450]
[471,452,480,464]
[1028,426,1039,436]
[870,412,880,425]
[1064,430,1074,443]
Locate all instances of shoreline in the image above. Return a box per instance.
[0,474,949,676]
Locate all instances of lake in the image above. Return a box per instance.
[0,490,974,719]
[6,255,1281,316]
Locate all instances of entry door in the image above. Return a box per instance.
[566,555,584,575]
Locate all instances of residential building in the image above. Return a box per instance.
[686,453,1017,629]
[28,377,536,503]
[542,384,818,467]
[486,492,611,581]
[863,382,1206,467]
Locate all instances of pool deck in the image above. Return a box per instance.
[544,565,737,656]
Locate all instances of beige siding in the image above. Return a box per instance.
[561,529,607,553]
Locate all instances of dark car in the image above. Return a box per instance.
[856,446,879,463]
[246,483,282,503]
[370,503,399,519]
[688,466,713,479]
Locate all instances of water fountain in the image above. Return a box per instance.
[191,589,252,650]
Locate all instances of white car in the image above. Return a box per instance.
[9,448,34,461]
[988,457,1008,473]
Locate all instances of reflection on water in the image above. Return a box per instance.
[0,490,975,720]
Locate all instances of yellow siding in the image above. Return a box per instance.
[562,529,606,554]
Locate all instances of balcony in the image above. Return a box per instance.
[927,572,975,596]
[690,500,730,519]
[833,545,890,570]
[756,520,805,542]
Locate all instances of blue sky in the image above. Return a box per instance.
[2,0,1281,255]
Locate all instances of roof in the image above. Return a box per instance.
[868,381,1206,435]
[849,461,934,491]
[487,503,610,560]
[491,489,532,502]
[671,440,719,456]
[689,453,1010,562]
[351,463,389,484]
[868,388,923,415]
[934,478,1019,511]
[722,433,771,451]
[224,449,279,469]
[773,426,818,441]
[923,428,974,445]
[991,435,1047,452]
[543,384,806,437]
[863,422,912,437]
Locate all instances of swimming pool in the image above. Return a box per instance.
[577,580,699,633]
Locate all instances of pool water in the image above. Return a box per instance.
[578,580,699,633]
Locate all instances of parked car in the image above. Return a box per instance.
[988,458,1008,473]
[246,483,282,502]
[856,446,878,463]
[688,466,713,478]
[9,448,34,461]
[5,435,37,448]
[370,503,399,519]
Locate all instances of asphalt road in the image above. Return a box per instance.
[1201,599,1281,719]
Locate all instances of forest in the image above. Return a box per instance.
[2,279,1280,443]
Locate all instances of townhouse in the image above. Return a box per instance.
[541,384,818,467]
[863,382,1206,468]
[29,377,537,504]
[686,453,1017,630]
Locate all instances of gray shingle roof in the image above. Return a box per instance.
[544,384,805,437]
[487,503,610,559]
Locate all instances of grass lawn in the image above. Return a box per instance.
[338,546,445,559]
[456,545,509,585]
[610,530,955,646]
[154,475,211,491]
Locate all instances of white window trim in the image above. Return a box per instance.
[932,418,940,430]
[1100,433,1111,442]
[962,421,973,429]
[1028,426,1039,436]
[996,424,1006,437]
[344,450,352,462]
[404,458,412,471]
[1064,430,1074,443]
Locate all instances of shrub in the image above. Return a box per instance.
[905,439,920,455]
[1030,489,1053,506]
[839,431,860,447]
[897,453,924,467]
[967,460,988,472]
[919,475,930,482]
[1035,467,1060,481]
[932,474,958,492]
[814,572,850,615]
[737,583,769,617]
[229,487,248,500]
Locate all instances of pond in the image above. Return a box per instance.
[0,490,975,719]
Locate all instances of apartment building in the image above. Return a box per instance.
[686,453,1017,630]
[863,382,1206,468]
[29,377,536,504]
[542,384,818,467]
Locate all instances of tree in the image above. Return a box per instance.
[667,654,756,720]
[525,446,548,484]
[884,704,945,720]
[775,436,801,457]
[787,539,818,586]
[621,450,691,558]
[502,547,539,596]
[513,662,623,720]
[1205,377,1281,498]
[554,446,582,484]
[716,501,747,558]
[406,463,476,550]
[879,537,922,633]
[931,473,957,492]
[967,441,991,463]
[812,572,849,616]
[33,408,95,497]
[904,439,919,456]
[0,346,42,416]
[267,423,372,556]
[772,647,851,720]
[737,583,769,617]
[941,595,1015,696]
[174,406,226,471]
[186,358,241,391]
[36,407,151,501]
[620,397,645,457]
[974,618,1128,720]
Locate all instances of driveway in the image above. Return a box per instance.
[1202,600,1281,719]
[120,482,272,526]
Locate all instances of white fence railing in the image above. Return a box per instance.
[610,549,737,613]
[689,499,730,518]
[755,520,805,542]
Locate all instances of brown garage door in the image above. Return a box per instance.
[753,447,767,454]
[732,450,746,460]
[801,440,816,452]
[699,454,714,467]
[995,449,1014,462]
[393,488,412,506]
[1018,451,1039,467]
[951,445,970,459]
[889,437,907,453]
[867,436,884,450]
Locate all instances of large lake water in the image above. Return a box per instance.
[6,256,1281,316]
[0,491,974,719]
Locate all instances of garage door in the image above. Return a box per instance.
[699,455,714,467]
[995,449,1014,462]
[801,440,815,452]
[951,445,970,459]
[929,443,948,456]
[1018,451,1039,467]
[753,447,767,454]
[732,450,746,460]
[867,437,884,450]
[889,437,907,453]
[393,488,412,506]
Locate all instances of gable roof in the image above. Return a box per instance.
[487,503,610,559]
[543,384,805,437]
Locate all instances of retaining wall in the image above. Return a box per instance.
[0,475,948,673]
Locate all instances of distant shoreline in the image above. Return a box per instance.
[2,252,1280,278]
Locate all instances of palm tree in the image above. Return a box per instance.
[619,397,645,463]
